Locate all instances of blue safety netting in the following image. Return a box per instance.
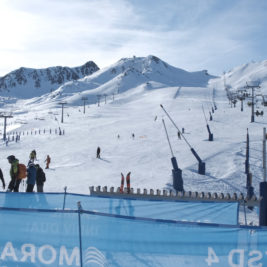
[0,192,239,224]
[0,207,266,267]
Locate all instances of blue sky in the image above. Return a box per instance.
[0,0,266,76]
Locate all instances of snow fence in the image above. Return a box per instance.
[0,192,239,224]
[3,192,267,267]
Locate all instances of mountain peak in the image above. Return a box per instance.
[50,55,216,105]
[0,61,99,98]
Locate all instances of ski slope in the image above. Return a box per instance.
[0,82,265,199]
[0,57,266,226]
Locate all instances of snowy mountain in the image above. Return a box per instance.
[0,61,99,99]
[1,56,266,225]
[49,55,216,105]
[212,59,267,93]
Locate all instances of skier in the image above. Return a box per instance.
[0,168,5,190]
[96,147,101,159]
[26,162,36,193]
[29,150,37,162]
[132,133,135,139]
[7,155,21,192]
[35,164,46,192]
[45,155,51,169]
[177,131,181,140]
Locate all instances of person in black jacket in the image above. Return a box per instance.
[0,168,5,190]
[26,162,36,193]
[96,147,101,159]
[35,164,46,192]
[7,155,20,192]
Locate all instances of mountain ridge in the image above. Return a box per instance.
[0,61,99,98]
[49,55,217,105]
[224,59,267,92]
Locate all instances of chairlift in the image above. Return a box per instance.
[237,91,245,100]
[255,110,264,117]
[242,89,250,97]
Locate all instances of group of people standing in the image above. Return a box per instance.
[29,150,51,169]
[0,151,51,193]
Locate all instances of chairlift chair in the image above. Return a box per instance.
[255,110,264,117]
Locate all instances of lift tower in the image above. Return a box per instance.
[58,102,67,123]
[244,82,261,122]
[81,97,88,114]
[0,113,13,141]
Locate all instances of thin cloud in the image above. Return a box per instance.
[0,0,266,76]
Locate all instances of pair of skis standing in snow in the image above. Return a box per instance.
[120,172,131,193]
[95,148,131,193]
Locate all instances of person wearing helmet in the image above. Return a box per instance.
[26,162,37,193]
[29,150,37,162]
[7,155,20,192]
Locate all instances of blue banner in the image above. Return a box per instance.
[0,208,266,267]
[0,192,239,225]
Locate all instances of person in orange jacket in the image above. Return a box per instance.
[45,155,51,169]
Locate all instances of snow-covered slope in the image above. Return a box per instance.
[0,61,99,98]
[0,80,265,216]
[49,55,216,105]
[210,60,267,94]
[1,57,266,225]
